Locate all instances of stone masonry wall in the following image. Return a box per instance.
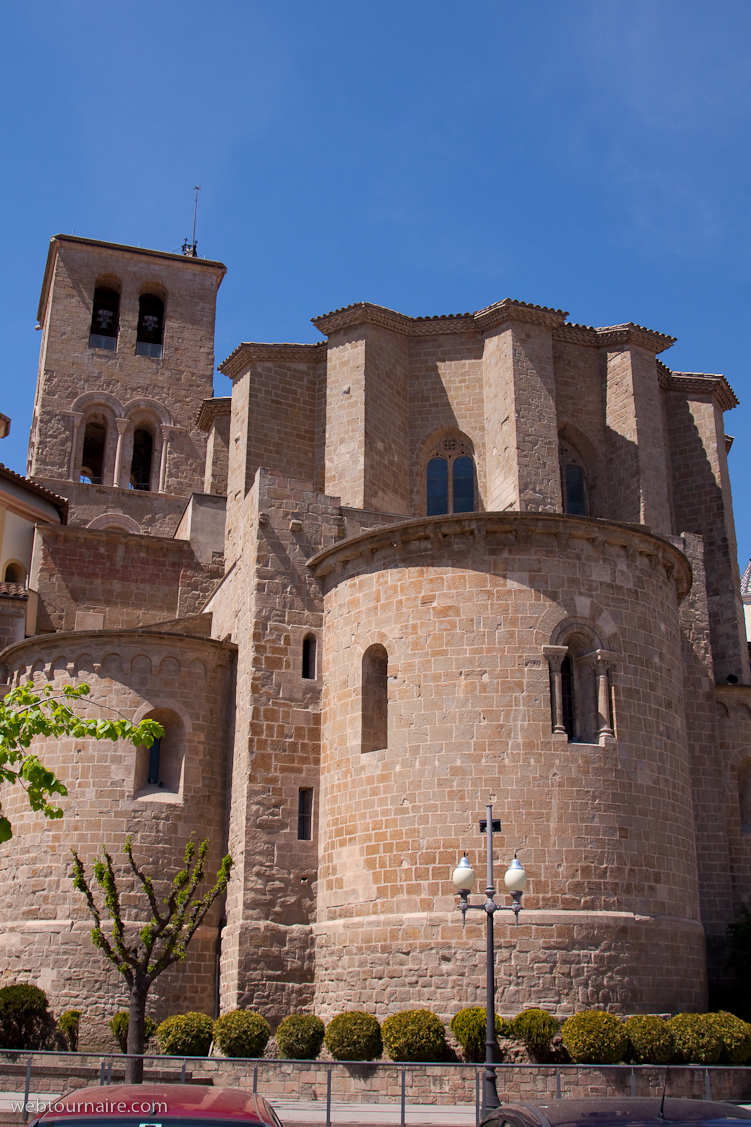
[209,469,341,1022]
[31,525,206,633]
[0,630,235,1041]
[311,511,704,1018]
[407,331,485,515]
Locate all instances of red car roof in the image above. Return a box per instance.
[36,1084,274,1123]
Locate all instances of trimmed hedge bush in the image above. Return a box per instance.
[276,1014,325,1060]
[109,1012,157,1054]
[507,1009,560,1061]
[324,1012,382,1061]
[58,1010,81,1053]
[624,1015,674,1064]
[561,1011,628,1064]
[382,1010,445,1062]
[450,1008,505,1063]
[0,984,53,1051]
[709,1011,751,1064]
[668,1013,722,1064]
[213,1010,271,1058]
[156,1012,214,1057]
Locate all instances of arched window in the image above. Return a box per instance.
[302,634,317,680]
[560,439,589,516]
[134,709,184,799]
[89,287,120,351]
[425,435,476,516]
[739,760,751,834]
[136,294,164,358]
[80,417,107,484]
[362,643,388,754]
[129,428,154,491]
[3,563,23,585]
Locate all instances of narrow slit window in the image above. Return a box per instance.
[362,643,388,753]
[130,428,153,491]
[136,294,164,358]
[302,635,316,680]
[80,419,106,484]
[452,455,475,513]
[147,737,161,786]
[89,287,120,350]
[564,463,587,516]
[426,457,449,516]
[298,788,313,840]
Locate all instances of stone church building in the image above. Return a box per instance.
[0,232,749,1037]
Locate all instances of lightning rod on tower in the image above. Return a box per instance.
[182,186,201,257]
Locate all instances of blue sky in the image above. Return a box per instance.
[2,1,750,565]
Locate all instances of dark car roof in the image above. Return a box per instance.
[36,1085,274,1123]
[482,1099,751,1127]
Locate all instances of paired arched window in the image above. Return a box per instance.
[302,635,317,680]
[80,416,107,485]
[136,294,164,358]
[425,436,476,516]
[559,439,588,517]
[362,644,388,753]
[545,631,615,745]
[89,287,120,351]
[129,427,154,491]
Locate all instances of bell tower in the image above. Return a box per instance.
[28,235,226,536]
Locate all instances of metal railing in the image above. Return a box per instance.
[1,1052,750,1127]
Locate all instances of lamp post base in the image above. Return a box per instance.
[482,1061,500,1118]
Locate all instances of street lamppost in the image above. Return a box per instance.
[451,803,528,1118]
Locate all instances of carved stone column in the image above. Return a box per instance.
[112,418,130,488]
[542,645,569,734]
[67,412,84,481]
[594,650,617,742]
[158,425,176,493]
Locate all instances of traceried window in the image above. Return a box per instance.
[362,644,388,753]
[129,428,154,491]
[89,287,120,351]
[80,418,107,485]
[136,294,164,359]
[426,436,476,516]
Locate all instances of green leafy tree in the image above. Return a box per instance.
[0,681,163,842]
[70,836,232,1084]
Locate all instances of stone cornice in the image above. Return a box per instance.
[312,302,478,338]
[307,511,692,600]
[554,323,676,354]
[473,298,568,333]
[0,629,237,669]
[666,372,738,412]
[595,323,676,353]
[218,341,326,380]
[196,397,232,431]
